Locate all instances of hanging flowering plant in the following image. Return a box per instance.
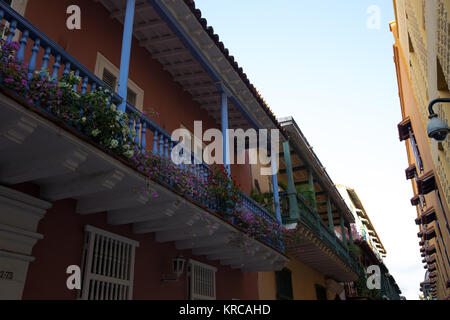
[206,164,240,213]
[130,150,209,200]
[0,40,137,159]
[0,39,291,252]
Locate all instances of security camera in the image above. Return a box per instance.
[427,99,450,142]
[427,116,449,141]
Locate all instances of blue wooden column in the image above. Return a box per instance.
[118,0,136,112]
[271,147,282,224]
[218,83,230,173]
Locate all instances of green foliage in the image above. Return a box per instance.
[349,243,361,260]
[0,40,291,251]
[250,189,275,215]
[296,184,316,210]
[278,181,287,191]
[207,164,241,213]
[0,40,137,159]
[355,264,382,300]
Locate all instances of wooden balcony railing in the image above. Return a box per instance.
[0,2,282,251]
[280,191,359,271]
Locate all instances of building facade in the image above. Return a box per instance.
[337,185,401,300]
[2,0,415,301]
[337,185,387,261]
[0,0,293,300]
[390,0,450,300]
[0,0,365,301]
[256,117,361,300]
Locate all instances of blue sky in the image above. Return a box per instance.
[194,0,424,299]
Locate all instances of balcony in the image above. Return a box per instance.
[280,191,359,281]
[0,2,288,271]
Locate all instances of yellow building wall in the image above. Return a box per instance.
[258,258,334,300]
[392,0,450,300]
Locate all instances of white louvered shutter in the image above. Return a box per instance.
[188,260,217,300]
[80,225,139,300]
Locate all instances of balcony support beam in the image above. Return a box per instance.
[118,0,136,112]
[327,195,335,230]
[347,223,353,245]
[271,149,282,224]
[340,215,348,249]
[283,141,300,221]
[308,169,317,212]
[218,83,231,173]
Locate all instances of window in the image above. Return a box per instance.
[275,268,293,300]
[409,132,424,172]
[79,225,139,300]
[94,52,144,110]
[437,57,449,92]
[315,284,328,300]
[436,189,450,236]
[2,0,29,16]
[1,0,28,40]
[408,33,414,53]
[187,260,217,300]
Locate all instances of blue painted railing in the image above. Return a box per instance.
[0,2,282,251]
[0,5,122,105]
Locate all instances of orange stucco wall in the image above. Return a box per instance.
[11,183,258,300]
[391,21,450,300]
[23,0,252,194]
[258,258,328,300]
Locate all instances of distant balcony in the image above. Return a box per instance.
[0,2,287,271]
[280,191,359,281]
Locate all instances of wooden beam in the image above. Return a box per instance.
[140,35,178,47]
[134,20,166,33]
[0,117,37,151]
[108,202,180,225]
[192,242,233,256]
[0,149,88,185]
[41,169,125,201]
[156,222,220,244]
[163,60,200,71]
[279,165,307,174]
[223,252,274,267]
[76,188,151,214]
[133,212,200,234]
[173,232,229,249]
[151,48,189,59]
[174,72,209,82]
[110,2,152,19]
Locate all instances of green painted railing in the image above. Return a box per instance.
[280,191,359,272]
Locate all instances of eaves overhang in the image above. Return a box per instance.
[342,186,387,254]
[286,223,358,282]
[278,117,354,223]
[99,0,288,139]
